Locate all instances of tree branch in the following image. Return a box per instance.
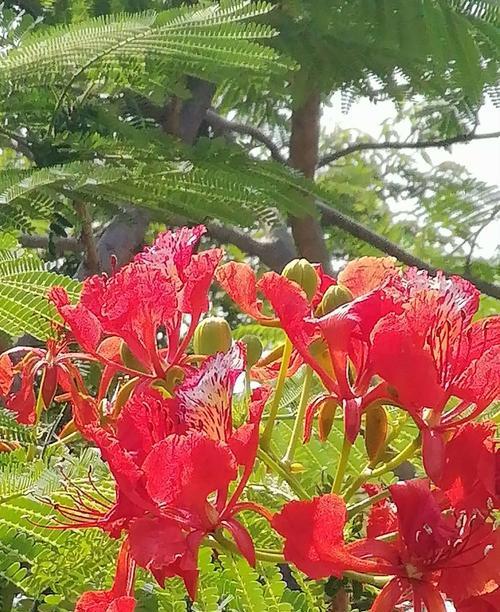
[20,234,83,254]
[317,131,500,168]
[0,126,35,161]
[74,201,100,277]
[205,110,288,165]
[205,221,296,272]
[315,198,500,299]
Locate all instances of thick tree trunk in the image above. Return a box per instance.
[288,92,331,270]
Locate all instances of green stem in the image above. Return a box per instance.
[331,434,352,494]
[370,434,421,478]
[260,337,293,451]
[347,489,390,518]
[257,448,309,499]
[343,571,390,588]
[244,368,252,405]
[209,537,390,587]
[282,366,313,466]
[343,434,421,501]
[48,430,81,448]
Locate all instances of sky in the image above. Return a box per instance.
[323,96,500,258]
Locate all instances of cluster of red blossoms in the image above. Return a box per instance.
[0,225,498,611]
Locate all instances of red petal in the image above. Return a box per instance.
[371,308,445,410]
[338,257,398,298]
[128,515,187,570]
[0,353,14,395]
[222,518,256,566]
[143,432,237,510]
[272,494,378,579]
[49,286,102,352]
[438,522,500,604]
[137,225,206,272]
[75,592,135,612]
[6,365,36,425]
[175,343,245,442]
[422,428,446,484]
[371,578,410,612]
[413,581,446,612]
[180,248,223,317]
[456,587,500,612]
[389,480,453,562]
[84,426,149,511]
[216,262,270,321]
[365,498,397,540]
[438,422,497,513]
[117,385,179,465]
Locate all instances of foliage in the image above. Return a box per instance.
[0,236,80,339]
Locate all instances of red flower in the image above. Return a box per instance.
[0,336,82,425]
[436,422,498,514]
[272,494,389,579]
[50,225,222,379]
[257,264,404,443]
[370,273,499,480]
[371,272,492,415]
[364,480,500,611]
[56,344,271,600]
[75,540,136,611]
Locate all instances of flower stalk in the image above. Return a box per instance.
[260,337,293,451]
[343,434,421,501]
[331,434,352,494]
[282,365,313,466]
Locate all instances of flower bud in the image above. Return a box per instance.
[120,342,148,373]
[308,338,333,378]
[364,404,388,464]
[193,316,232,356]
[290,462,306,474]
[282,258,318,301]
[316,284,353,316]
[240,334,263,368]
[318,398,338,441]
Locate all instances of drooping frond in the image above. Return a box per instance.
[0,2,291,100]
[0,240,80,339]
[0,133,321,230]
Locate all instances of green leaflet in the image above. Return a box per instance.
[0,240,81,339]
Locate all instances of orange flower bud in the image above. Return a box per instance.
[308,338,334,379]
[318,398,338,441]
[364,404,388,464]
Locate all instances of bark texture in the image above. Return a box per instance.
[288,92,331,270]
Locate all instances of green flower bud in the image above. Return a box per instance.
[240,334,263,368]
[193,316,232,356]
[316,284,353,316]
[282,258,318,301]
